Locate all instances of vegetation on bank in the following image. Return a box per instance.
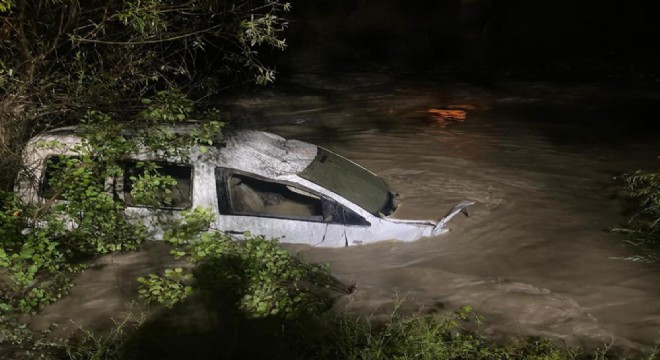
[5,300,656,360]
[0,0,290,188]
[614,158,660,263]
[0,0,292,318]
[0,0,314,357]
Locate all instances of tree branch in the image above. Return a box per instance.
[72,24,223,45]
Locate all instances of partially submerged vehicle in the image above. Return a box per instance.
[16,127,475,247]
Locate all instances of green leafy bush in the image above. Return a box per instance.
[327,304,636,360]
[0,0,290,188]
[614,159,660,262]
[0,191,78,316]
[138,269,194,309]
[138,208,350,318]
[0,0,296,354]
[0,92,224,318]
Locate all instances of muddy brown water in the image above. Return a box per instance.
[32,74,660,353]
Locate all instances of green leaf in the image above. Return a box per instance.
[19,246,35,259]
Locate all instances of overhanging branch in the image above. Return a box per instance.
[71,24,223,46]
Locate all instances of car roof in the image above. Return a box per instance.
[33,126,319,179]
[218,130,318,179]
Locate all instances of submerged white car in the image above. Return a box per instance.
[16,127,474,247]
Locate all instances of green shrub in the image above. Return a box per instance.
[614,158,660,262]
[0,0,298,355]
[0,92,223,318]
[326,306,645,360]
[138,208,350,318]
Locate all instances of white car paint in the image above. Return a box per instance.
[15,127,474,247]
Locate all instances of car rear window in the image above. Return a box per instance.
[299,148,390,215]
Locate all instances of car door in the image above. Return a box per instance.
[214,168,369,247]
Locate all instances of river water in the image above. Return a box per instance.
[224,73,660,352]
[30,73,660,354]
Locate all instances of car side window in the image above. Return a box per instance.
[123,161,193,209]
[40,155,102,200]
[226,174,323,221]
[216,169,369,226]
[322,199,370,226]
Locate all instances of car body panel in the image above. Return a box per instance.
[15,128,473,247]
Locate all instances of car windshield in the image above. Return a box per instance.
[299,147,393,216]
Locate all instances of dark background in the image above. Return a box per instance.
[275,0,660,81]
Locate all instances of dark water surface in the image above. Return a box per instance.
[225,73,660,351]
[32,73,660,353]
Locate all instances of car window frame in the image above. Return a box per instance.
[118,160,195,211]
[39,155,109,201]
[215,167,370,226]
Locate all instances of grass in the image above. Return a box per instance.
[2,298,657,360]
[25,301,654,360]
[324,304,653,360]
